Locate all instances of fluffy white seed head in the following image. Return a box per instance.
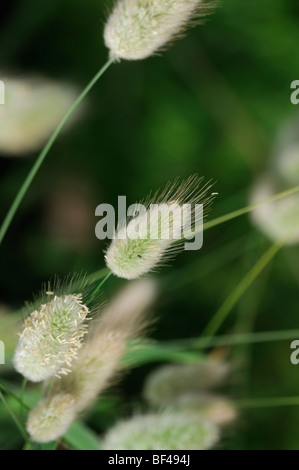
[144,359,229,407]
[104,0,212,61]
[27,394,76,443]
[105,175,214,279]
[13,294,90,382]
[0,76,81,156]
[102,412,218,450]
[27,280,156,442]
[250,175,299,245]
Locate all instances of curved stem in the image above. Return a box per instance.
[203,184,299,232]
[0,390,28,441]
[164,327,299,349]
[0,383,30,410]
[20,378,28,418]
[200,241,283,344]
[0,58,114,246]
[235,396,299,409]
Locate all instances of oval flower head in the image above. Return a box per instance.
[105,175,215,279]
[102,412,218,450]
[26,394,76,443]
[13,293,90,382]
[0,76,82,156]
[104,0,214,61]
[144,358,229,407]
[250,175,299,245]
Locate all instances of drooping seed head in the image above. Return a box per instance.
[105,175,215,279]
[13,294,90,382]
[27,394,76,443]
[104,0,214,61]
[102,412,218,450]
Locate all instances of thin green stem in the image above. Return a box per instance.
[86,267,110,284]
[0,390,28,441]
[203,185,299,232]
[20,378,28,418]
[0,58,114,246]
[235,396,299,409]
[199,241,283,344]
[165,328,299,349]
[0,383,30,411]
[88,271,112,302]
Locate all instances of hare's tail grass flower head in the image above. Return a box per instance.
[104,0,216,61]
[13,274,99,383]
[102,412,219,450]
[13,293,90,383]
[105,175,216,280]
[27,279,157,442]
[26,394,76,443]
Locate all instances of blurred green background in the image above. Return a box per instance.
[1,0,299,450]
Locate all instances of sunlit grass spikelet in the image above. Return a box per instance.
[13,293,90,382]
[102,412,218,449]
[104,0,213,61]
[105,175,215,279]
[250,175,299,244]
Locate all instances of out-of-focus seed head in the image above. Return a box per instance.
[43,279,156,437]
[27,394,76,443]
[174,394,238,426]
[104,0,214,61]
[13,293,90,382]
[144,359,229,407]
[0,76,82,156]
[250,175,299,245]
[102,412,218,450]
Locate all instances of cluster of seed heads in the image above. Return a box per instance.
[12,0,220,447]
[24,280,157,442]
